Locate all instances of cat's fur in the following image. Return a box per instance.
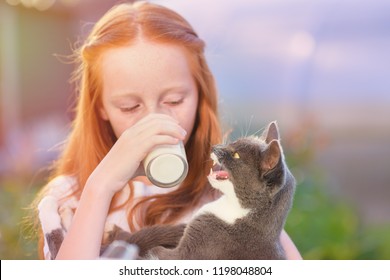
[103,121,296,259]
[39,121,296,259]
[38,181,78,260]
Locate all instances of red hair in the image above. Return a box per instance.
[34,1,221,255]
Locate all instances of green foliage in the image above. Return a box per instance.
[0,180,39,259]
[283,135,390,260]
[285,174,390,259]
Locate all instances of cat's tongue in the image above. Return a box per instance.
[211,163,229,180]
[215,170,229,180]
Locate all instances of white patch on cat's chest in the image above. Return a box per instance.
[194,179,250,224]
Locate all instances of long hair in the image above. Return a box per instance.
[32,0,221,254]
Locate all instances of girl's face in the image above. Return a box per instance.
[99,40,198,143]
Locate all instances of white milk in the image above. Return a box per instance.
[143,141,188,188]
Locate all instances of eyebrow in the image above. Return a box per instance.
[110,85,192,99]
[161,85,192,95]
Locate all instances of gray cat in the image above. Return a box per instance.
[103,121,296,259]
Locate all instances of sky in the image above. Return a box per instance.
[153,0,390,105]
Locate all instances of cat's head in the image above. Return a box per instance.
[208,121,293,209]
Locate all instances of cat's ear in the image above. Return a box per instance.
[262,121,280,144]
[261,140,281,171]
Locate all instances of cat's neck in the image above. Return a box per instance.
[193,181,250,224]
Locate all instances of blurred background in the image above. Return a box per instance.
[1,0,389,259]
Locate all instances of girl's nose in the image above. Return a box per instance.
[147,104,174,118]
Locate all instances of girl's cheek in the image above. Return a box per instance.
[114,120,134,138]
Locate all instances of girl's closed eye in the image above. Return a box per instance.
[165,98,184,106]
[120,104,140,113]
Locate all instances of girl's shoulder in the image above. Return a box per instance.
[45,175,78,201]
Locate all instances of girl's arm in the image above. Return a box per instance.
[280,229,302,260]
[55,114,186,259]
[55,177,113,259]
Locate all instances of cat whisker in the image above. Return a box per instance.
[203,158,214,166]
[222,128,233,145]
[251,124,268,138]
[244,115,254,138]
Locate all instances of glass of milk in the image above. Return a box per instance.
[143,140,188,188]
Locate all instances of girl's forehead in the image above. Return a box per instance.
[100,41,195,98]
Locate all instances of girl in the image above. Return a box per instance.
[33,1,301,260]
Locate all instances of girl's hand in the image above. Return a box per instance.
[88,113,187,196]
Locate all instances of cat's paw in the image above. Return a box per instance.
[101,224,130,256]
[38,195,62,233]
[103,223,119,242]
[58,206,74,232]
[58,196,77,232]
[105,224,131,242]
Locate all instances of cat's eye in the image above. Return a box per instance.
[233,152,240,159]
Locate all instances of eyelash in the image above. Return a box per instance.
[119,98,184,113]
[165,98,184,106]
[120,104,140,113]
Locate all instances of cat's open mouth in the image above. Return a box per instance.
[209,153,229,180]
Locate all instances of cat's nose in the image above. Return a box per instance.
[211,145,221,152]
[212,145,224,156]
